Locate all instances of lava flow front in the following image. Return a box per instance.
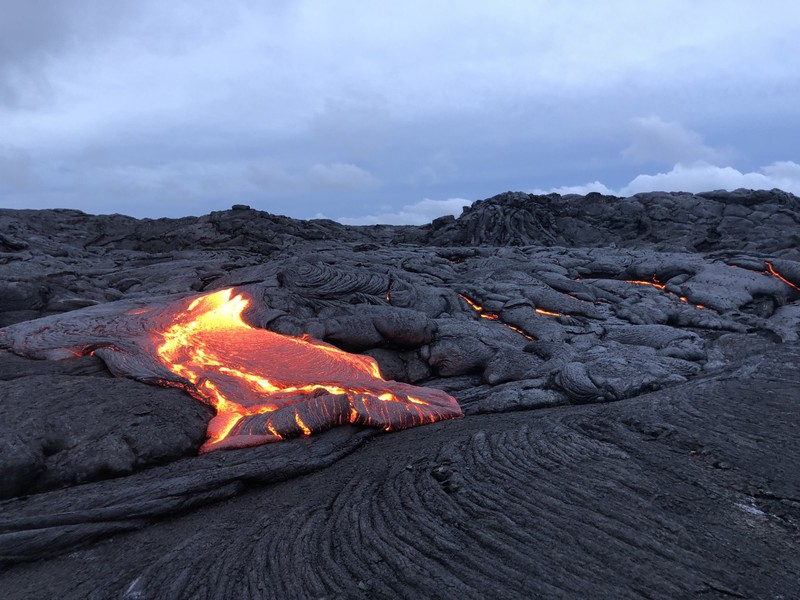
[150,289,461,452]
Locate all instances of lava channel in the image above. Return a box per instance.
[152,289,463,452]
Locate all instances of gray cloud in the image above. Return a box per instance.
[247,162,378,194]
[0,1,71,106]
[0,147,34,192]
[534,160,800,199]
[621,116,730,165]
[1,2,799,219]
[534,117,800,199]
[335,198,471,226]
[0,1,141,108]
[411,151,458,185]
[621,161,800,196]
[309,163,379,191]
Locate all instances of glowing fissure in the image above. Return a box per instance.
[625,278,666,290]
[765,262,800,293]
[458,294,536,340]
[385,277,394,303]
[625,276,705,309]
[154,289,461,452]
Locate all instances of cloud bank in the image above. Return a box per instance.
[621,116,730,165]
[533,161,800,198]
[533,117,800,200]
[623,161,800,196]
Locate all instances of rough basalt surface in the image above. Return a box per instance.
[0,189,798,599]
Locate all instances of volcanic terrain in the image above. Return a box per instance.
[1,189,799,599]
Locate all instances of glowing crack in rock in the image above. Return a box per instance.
[765,262,800,293]
[0,288,463,453]
[458,294,547,340]
[625,276,706,309]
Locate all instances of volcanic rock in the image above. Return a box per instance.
[0,189,798,599]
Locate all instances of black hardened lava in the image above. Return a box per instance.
[1,190,799,599]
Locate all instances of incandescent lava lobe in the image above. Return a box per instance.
[1,288,463,453]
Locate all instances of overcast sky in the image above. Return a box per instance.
[1,1,799,224]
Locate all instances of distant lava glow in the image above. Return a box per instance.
[154,289,462,453]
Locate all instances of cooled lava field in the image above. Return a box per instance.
[1,189,798,599]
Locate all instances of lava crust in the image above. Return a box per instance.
[0,190,798,599]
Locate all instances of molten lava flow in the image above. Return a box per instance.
[765,262,800,292]
[154,289,461,452]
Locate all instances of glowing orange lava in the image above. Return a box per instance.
[625,277,666,290]
[458,294,485,312]
[503,323,534,339]
[626,276,705,309]
[155,289,461,452]
[458,294,535,340]
[765,262,800,292]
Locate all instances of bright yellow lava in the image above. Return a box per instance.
[154,288,419,449]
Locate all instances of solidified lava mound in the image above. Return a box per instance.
[1,190,799,599]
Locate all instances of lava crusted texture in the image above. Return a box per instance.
[0,189,799,599]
